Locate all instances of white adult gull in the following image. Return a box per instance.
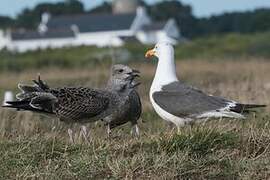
[145,42,266,130]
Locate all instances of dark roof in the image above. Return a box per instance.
[11,29,75,41]
[47,13,136,33]
[142,22,167,31]
[119,36,139,42]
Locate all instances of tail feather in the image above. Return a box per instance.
[2,100,52,114]
[32,75,50,91]
[2,75,55,115]
[18,84,40,93]
[16,92,40,101]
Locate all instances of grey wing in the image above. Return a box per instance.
[51,87,110,122]
[128,90,142,122]
[152,82,231,117]
[106,90,142,129]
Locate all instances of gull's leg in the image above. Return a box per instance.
[177,126,181,134]
[68,128,74,144]
[107,124,112,138]
[131,124,140,137]
[81,125,90,144]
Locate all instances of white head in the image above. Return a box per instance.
[145,42,178,87]
[145,42,174,59]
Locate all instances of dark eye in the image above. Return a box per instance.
[118,69,124,73]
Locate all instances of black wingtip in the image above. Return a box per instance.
[244,104,267,109]
[230,103,267,114]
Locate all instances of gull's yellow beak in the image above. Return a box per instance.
[145,48,156,59]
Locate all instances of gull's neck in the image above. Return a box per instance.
[151,52,178,91]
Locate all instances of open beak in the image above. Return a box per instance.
[132,69,140,74]
[145,48,156,58]
[126,69,141,87]
[126,71,140,82]
[127,69,140,77]
[131,69,140,77]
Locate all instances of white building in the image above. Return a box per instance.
[0,30,9,50]
[1,2,183,53]
[136,19,181,45]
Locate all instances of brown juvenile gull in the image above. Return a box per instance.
[145,42,266,131]
[3,65,140,142]
[103,64,142,137]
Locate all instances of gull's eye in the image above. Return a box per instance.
[118,69,124,73]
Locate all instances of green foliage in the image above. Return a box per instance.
[0,16,14,29]
[147,1,270,38]
[175,32,270,59]
[196,9,270,37]
[15,0,84,29]
[0,46,112,72]
[148,0,197,38]
[88,2,112,14]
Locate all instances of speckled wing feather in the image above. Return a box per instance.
[49,87,110,122]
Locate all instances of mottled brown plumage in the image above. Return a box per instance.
[3,64,141,139]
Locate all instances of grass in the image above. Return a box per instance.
[0,121,269,179]
[0,54,270,178]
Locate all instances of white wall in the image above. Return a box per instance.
[7,37,75,53]
[75,30,133,47]
[136,30,179,45]
[6,30,132,52]
[130,7,151,32]
[164,19,181,39]
[136,30,156,44]
[136,19,181,45]
[0,30,8,50]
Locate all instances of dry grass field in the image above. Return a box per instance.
[0,58,270,179]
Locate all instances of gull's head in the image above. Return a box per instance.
[145,42,174,59]
[109,64,140,90]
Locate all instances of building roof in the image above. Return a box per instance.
[119,36,139,42]
[47,13,136,33]
[11,29,75,41]
[142,21,167,31]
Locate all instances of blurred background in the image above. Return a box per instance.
[0,0,270,137]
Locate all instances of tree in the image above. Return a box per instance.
[0,16,14,29]
[88,2,112,14]
[148,0,198,38]
[16,0,84,29]
[196,8,270,37]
